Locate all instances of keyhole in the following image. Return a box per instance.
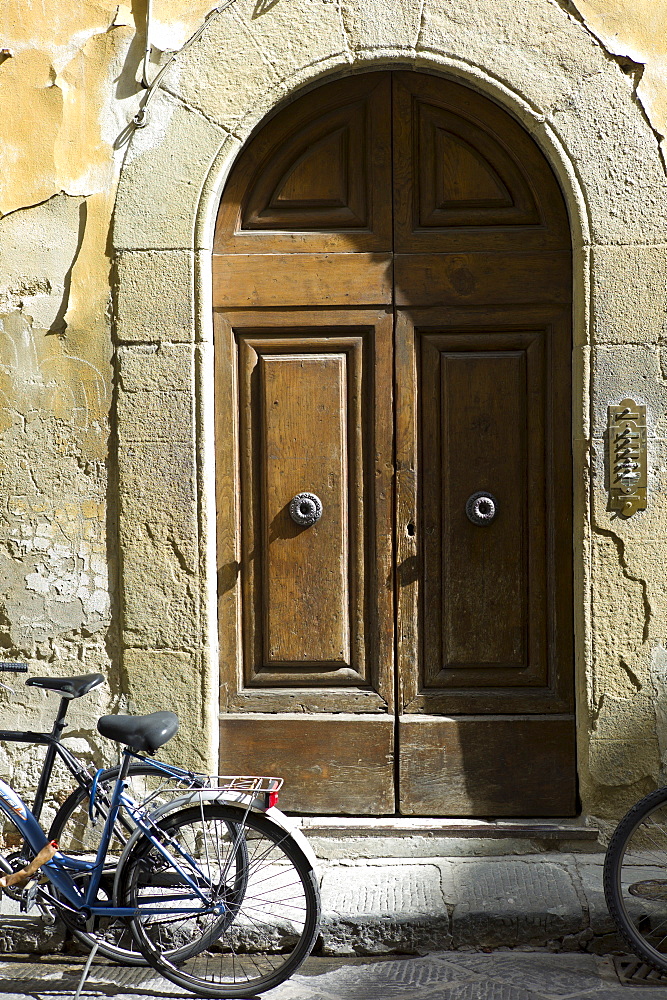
[406,522,415,537]
[477,500,493,517]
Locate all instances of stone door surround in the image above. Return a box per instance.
[112,0,667,814]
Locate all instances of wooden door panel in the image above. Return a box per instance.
[213,252,392,309]
[399,716,576,816]
[392,73,570,253]
[220,715,394,814]
[396,305,573,716]
[261,352,349,665]
[215,74,392,254]
[216,309,394,712]
[424,335,543,682]
[394,252,571,308]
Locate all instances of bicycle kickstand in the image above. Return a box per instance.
[73,940,99,1000]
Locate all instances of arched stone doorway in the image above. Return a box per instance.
[213,70,575,816]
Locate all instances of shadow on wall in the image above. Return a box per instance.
[253,0,283,17]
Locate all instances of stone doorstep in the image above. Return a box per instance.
[297,817,599,839]
[296,817,601,859]
[0,853,617,959]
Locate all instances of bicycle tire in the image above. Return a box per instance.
[47,764,245,966]
[120,804,321,999]
[604,785,667,973]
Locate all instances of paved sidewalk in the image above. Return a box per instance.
[0,952,661,1000]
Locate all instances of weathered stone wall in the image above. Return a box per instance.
[3,0,667,827]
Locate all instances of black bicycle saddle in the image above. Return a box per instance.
[97,711,179,752]
[26,673,105,699]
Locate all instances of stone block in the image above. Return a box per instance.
[419,0,608,120]
[589,536,651,696]
[573,857,617,935]
[588,736,659,787]
[113,93,231,251]
[549,71,667,246]
[168,0,348,135]
[115,252,195,343]
[122,648,209,768]
[120,534,199,648]
[116,388,193,443]
[590,440,667,541]
[118,343,194,393]
[341,0,423,55]
[592,472,667,560]
[118,440,196,507]
[320,861,451,954]
[591,344,667,439]
[446,858,584,947]
[432,953,610,996]
[592,245,667,345]
[119,495,198,573]
[298,954,472,995]
[593,692,657,744]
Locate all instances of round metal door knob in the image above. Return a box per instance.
[465,491,498,526]
[289,492,323,527]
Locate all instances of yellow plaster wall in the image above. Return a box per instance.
[0,1,222,785]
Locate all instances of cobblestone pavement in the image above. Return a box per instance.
[0,952,663,1000]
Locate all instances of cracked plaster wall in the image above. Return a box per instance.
[3,0,667,824]
[550,0,667,826]
[0,2,222,801]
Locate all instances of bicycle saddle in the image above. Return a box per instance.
[26,673,105,699]
[97,711,179,752]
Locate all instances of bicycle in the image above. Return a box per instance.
[0,667,321,997]
[604,786,667,973]
[0,664,209,964]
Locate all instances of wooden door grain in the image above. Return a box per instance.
[215,309,395,812]
[213,70,575,816]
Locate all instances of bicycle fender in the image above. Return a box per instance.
[147,795,319,871]
[147,796,319,871]
[264,807,318,872]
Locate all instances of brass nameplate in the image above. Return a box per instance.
[608,398,647,517]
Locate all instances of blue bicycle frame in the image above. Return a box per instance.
[0,756,224,921]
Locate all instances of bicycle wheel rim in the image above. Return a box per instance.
[605,789,667,972]
[122,805,320,999]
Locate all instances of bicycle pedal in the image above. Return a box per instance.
[19,879,39,912]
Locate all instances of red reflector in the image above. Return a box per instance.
[268,791,279,808]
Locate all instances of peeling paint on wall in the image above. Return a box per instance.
[567,0,667,165]
[0,0,232,793]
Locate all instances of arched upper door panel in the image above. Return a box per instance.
[392,73,570,251]
[215,74,393,253]
[214,71,570,255]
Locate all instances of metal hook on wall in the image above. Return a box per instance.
[133,0,241,129]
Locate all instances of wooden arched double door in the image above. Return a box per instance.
[213,71,575,816]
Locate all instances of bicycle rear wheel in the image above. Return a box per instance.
[46,765,245,966]
[121,804,321,999]
[604,786,667,973]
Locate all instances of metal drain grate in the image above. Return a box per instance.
[615,955,667,987]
